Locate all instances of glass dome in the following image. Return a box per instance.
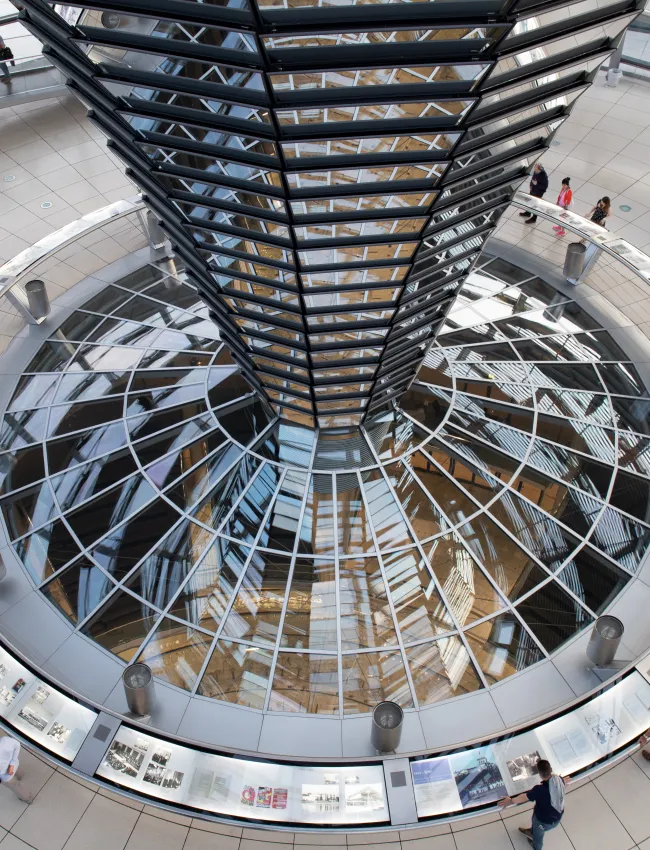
[0,253,647,717]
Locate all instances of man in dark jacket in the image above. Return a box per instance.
[520,164,548,224]
[499,759,566,849]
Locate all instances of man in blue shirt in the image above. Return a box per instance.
[499,759,566,849]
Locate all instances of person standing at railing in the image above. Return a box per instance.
[552,178,574,237]
[0,36,15,82]
[0,734,33,803]
[499,759,566,849]
[520,164,549,224]
[588,197,611,228]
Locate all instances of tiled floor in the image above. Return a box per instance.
[0,92,135,265]
[538,69,650,252]
[1,744,650,850]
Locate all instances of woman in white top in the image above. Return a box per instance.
[0,735,33,802]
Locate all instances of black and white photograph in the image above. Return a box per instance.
[143,762,165,786]
[104,740,147,778]
[188,769,231,803]
[506,751,542,782]
[323,773,339,785]
[0,664,9,679]
[345,783,385,812]
[449,747,506,808]
[592,719,621,747]
[33,686,50,704]
[0,686,15,707]
[47,722,71,744]
[162,770,184,790]
[17,705,49,732]
[151,749,172,767]
[302,783,341,814]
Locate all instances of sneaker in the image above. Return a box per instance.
[642,749,650,761]
[552,225,562,231]
[519,211,530,217]
[519,827,533,838]
[524,218,536,224]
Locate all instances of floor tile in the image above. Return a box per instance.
[452,820,513,850]
[560,783,635,850]
[62,794,139,850]
[239,840,302,850]
[400,823,451,840]
[0,836,35,849]
[394,836,455,850]
[241,827,292,842]
[183,829,240,850]
[189,819,241,838]
[593,758,650,845]
[123,814,188,850]
[502,809,573,850]
[12,773,94,850]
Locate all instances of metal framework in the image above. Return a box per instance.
[18,0,641,427]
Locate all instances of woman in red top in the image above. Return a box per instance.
[552,178,573,236]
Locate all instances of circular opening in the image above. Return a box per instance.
[595,616,624,641]
[3,175,15,183]
[24,280,45,293]
[373,701,403,729]
[41,201,53,209]
[123,663,153,689]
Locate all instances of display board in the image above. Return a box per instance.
[97,726,388,826]
[0,645,97,761]
[412,671,650,818]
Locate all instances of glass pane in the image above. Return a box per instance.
[361,469,414,549]
[81,590,160,662]
[167,538,250,631]
[406,637,483,705]
[427,534,506,626]
[280,559,337,650]
[558,547,630,616]
[339,557,397,650]
[198,640,272,708]
[336,474,374,555]
[41,558,116,624]
[383,549,454,642]
[221,552,292,645]
[269,653,339,714]
[465,612,545,684]
[342,650,413,714]
[516,582,593,653]
[298,475,335,556]
[12,520,80,583]
[138,618,213,691]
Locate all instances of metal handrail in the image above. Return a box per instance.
[0,195,147,324]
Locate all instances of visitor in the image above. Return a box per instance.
[499,758,565,849]
[552,178,573,237]
[588,197,611,228]
[0,734,33,803]
[520,164,549,224]
[0,36,13,82]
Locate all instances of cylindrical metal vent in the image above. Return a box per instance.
[24,280,51,320]
[123,663,155,715]
[563,243,587,282]
[371,701,404,753]
[0,553,6,582]
[586,615,624,667]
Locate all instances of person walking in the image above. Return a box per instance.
[552,178,573,236]
[520,164,549,224]
[0,36,14,82]
[588,196,611,228]
[0,734,33,803]
[499,759,566,849]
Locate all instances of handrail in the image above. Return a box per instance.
[0,194,147,324]
[511,190,650,285]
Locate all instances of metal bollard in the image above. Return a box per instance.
[586,616,624,667]
[146,211,167,250]
[562,243,587,284]
[370,701,404,753]
[123,663,155,716]
[24,280,51,320]
[0,553,6,582]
